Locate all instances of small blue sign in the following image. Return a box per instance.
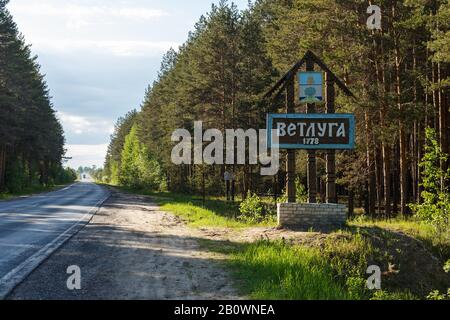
[298,72,324,104]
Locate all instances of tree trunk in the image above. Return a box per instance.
[377,30,392,217]
[392,143,399,214]
[394,32,409,216]
[438,62,449,189]
[364,111,376,217]
[348,190,354,219]
[375,146,383,216]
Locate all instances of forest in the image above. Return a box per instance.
[0,0,75,194]
[101,0,449,223]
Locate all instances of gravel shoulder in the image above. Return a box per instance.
[8,189,240,300]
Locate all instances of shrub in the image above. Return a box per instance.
[410,128,449,235]
[296,178,308,203]
[427,289,450,300]
[444,260,450,273]
[371,290,419,300]
[275,179,307,204]
[239,192,269,223]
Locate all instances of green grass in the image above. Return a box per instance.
[229,241,355,300]
[112,187,277,228]
[0,184,70,201]
[200,228,429,300]
[201,238,366,300]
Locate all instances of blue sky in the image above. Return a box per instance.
[7,0,249,169]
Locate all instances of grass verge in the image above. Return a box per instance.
[200,233,375,300]
[210,240,354,299]
[111,186,276,228]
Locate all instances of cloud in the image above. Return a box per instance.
[65,144,109,169]
[31,39,178,57]
[9,2,168,30]
[58,112,114,136]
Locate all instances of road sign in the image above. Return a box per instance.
[267,113,356,150]
[298,71,324,104]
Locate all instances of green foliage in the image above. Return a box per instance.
[345,276,368,300]
[119,125,141,188]
[0,4,66,191]
[118,124,165,190]
[410,128,450,234]
[5,160,26,193]
[295,178,307,203]
[371,290,419,301]
[239,192,273,224]
[103,110,138,185]
[137,145,166,191]
[427,289,450,300]
[56,167,77,184]
[321,231,374,298]
[444,260,450,273]
[277,192,288,204]
[110,161,120,185]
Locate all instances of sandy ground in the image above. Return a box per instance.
[8,190,240,300]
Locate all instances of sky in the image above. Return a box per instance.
[7,0,249,169]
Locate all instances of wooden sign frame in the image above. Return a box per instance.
[264,50,355,204]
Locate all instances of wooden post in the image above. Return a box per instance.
[306,58,317,203]
[286,78,296,203]
[325,72,337,203]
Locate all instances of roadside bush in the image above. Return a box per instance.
[371,290,419,300]
[274,180,307,204]
[295,178,307,203]
[427,289,450,300]
[239,192,270,224]
[410,128,449,236]
[119,125,165,190]
[277,193,288,204]
[444,260,450,273]
[56,167,77,184]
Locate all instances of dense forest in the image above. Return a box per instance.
[0,0,75,193]
[102,0,449,220]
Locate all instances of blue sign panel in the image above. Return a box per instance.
[267,113,356,150]
[298,72,324,104]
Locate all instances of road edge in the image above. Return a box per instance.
[0,187,111,300]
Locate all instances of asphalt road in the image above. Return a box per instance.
[0,182,110,298]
